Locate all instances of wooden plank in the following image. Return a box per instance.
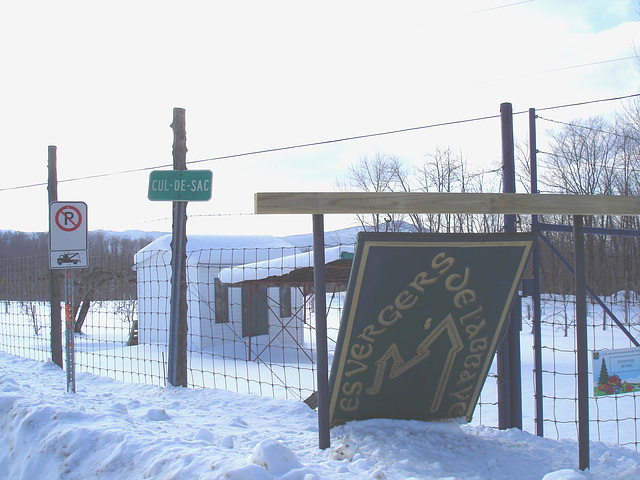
[254,192,640,216]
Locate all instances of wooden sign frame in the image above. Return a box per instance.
[255,192,640,216]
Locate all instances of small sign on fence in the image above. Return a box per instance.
[49,201,88,269]
[593,347,640,396]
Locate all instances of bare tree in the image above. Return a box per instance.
[20,301,41,335]
[336,147,504,234]
[414,147,501,233]
[542,116,619,199]
[539,112,640,297]
[515,139,532,194]
[336,152,409,232]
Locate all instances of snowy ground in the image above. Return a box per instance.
[1,352,640,480]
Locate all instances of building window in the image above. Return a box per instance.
[214,278,229,324]
[279,285,292,318]
[242,286,269,337]
[198,267,228,324]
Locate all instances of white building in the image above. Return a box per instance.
[133,234,306,361]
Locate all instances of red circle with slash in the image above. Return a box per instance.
[55,205,83,232]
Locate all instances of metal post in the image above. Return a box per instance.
[64,270,76,393]
[313,214,330,449]
[529,108,544,437]
[573,215,590,470]
[498,102,522,429]
[48,145,63,368]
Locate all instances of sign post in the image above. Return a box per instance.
[149,109,213,387]
[64,270,76,393]
[49,201,88,393]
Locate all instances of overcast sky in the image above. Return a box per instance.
[1,1,639,237]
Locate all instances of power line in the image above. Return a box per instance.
[0,164,169,193]
[472,0,536,14]
[475,56,636,87]
[534,93,640,113]
[0,113,502,192]
[2,92,639,193]
[537,56,636,75]
[187,113,501,167]
[537,116,622,137]
[536,115,640,144]
[189,92,640,167]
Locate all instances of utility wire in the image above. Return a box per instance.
[537,115,640,141]
[188,93,640,167]
[536,56,636,75]
[538,117,622,138]
[472,0,536,13]
[2,93,639,193]
[533,93,640,113]
[187,113,501,167]
[0,113,502,192]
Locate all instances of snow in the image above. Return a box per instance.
[281,223,416,249]
[1,353,640,479]
[219,245,354,284]
[138,234,297,253]
[133,234,301,269]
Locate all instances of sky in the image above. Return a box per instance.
[1,1,639,237]
[2,351,640,480]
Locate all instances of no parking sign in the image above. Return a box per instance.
[49,201,88,269]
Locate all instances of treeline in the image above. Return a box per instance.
[0,231,48,259]
[0,230,160,302]
[4,101,640,304]
[0,230,160,259]
[337,99,640,298]
[531,111,640,297]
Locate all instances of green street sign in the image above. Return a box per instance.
[329,232,535,427]
[148,170,213,201]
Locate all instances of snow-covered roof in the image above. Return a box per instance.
[133,234,300,268]
[281,221,416,248]
[218,245,355,284]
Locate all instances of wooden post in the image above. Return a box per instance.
[167,108,189,387]
[498,102,522,430]
[47,145,63,368]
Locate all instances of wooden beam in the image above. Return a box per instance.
[254,192,640,216]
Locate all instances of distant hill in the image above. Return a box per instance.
[0,229,169,259]
[1,222,417,259]
[281,221,416,248]
[91,230,168,241]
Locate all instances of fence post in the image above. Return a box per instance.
[167,107,189,387]
[47,145,63,368]
[573,215,590,470]
[313,214,330,449]
[498,102,522,430]
[529,108,544,437]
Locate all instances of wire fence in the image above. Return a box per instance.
[531,234,640,450]
[1,237,640,450]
